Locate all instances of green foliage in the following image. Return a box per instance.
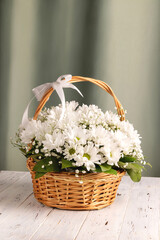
[35,172,46,179]
[126,169,141,182]
[61,159,74,169]
[96,164,117,175]
[95,165,102,172]
[104,169,117,175]
[100,163,111,172]
[118,160,143,182]
[33,156,60,179]
[118,161,143,171]
[25,149,34,158]
[146,162,152,168]
[120,155,138,163]
[19,148,26,154]
[14,138,151,182]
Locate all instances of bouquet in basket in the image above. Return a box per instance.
[12,75,150,183]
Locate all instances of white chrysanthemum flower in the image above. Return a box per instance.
[35,121,52,143]
[43,131,65,153]
[63,142,78,161]
[105,111,120,128]
[88,125,109,145]
[108,148,122,166]
[17,101,144,170]
[64,125,88,145]
[73,143,101,171]
[20,120,37,144]
[77,104,105,127]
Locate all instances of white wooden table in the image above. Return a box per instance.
[0,171,159,240]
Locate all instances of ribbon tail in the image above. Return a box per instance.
[53,85,66,121]
[20,97,35,129]
[65,83,84,97]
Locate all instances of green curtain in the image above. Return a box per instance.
[0,0,160,177]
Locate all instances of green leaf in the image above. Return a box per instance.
[33,156,60,173]
[104,169,117,175]
[146,162,152,168]
[120,156,138,163]
[31,158,39,163]
[127,169,141,182]
[61,159,74,169]
[26,150,34,158]
[31,154,43,162]
[35,172,46,179]
[100,163,111,172]
[32,154,43,158]
[118,161,143,172]
[95,165,102,172]
[119,160,143,182]
[19,148,26,154]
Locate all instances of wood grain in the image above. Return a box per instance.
[75,177,133,240]
[30,210,89,240]
[0,171,159,240]
[0,171,27,193]
[0,194,53,240]
[119,177,160,240]
[0,172,32,224]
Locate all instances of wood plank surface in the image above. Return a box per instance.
[0,172,159,240]
[119,177,160,240]
[30,209,89,240]
[75,177,133,240]
[0,194,53,240]
[0,172,33,224]
[0,171,27,193]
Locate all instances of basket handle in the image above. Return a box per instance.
[33,76,125,121]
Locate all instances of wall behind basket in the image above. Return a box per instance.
[0,0,160,177]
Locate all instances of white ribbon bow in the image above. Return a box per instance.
[21,74,83,128]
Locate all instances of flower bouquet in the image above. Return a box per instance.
[13,75,150,210]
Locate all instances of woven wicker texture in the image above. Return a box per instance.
[27,76,126,210]
[27,158,125,210]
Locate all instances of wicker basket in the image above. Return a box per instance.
[27,76,126,210]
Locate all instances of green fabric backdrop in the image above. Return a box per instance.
[0,0,160,177]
